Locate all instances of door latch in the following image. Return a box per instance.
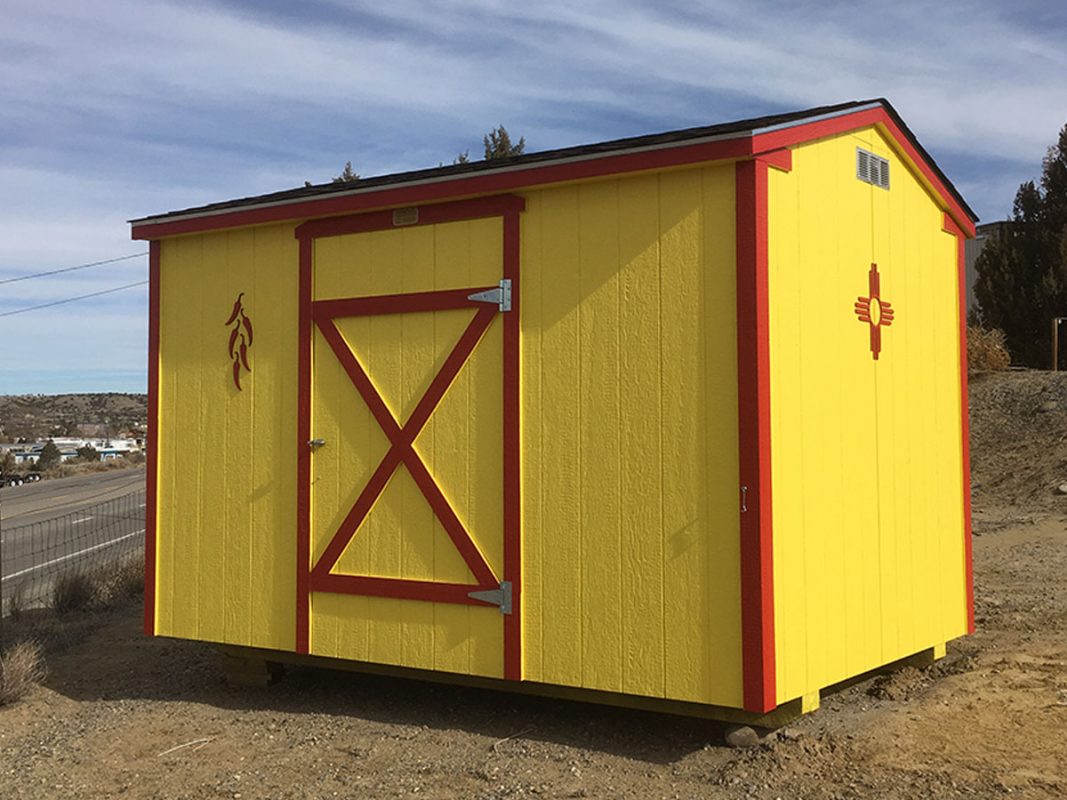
[308,438,326,449]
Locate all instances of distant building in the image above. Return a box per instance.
[0,437,143,465]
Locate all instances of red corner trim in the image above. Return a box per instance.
[296,236,313,653]
[144,240,161,636]
[941,212,975,634]
[735,159,777,713]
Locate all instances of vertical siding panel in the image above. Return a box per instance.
[538,185,583,687]
[366,230,405,665]
[194,233,227,643]
[617,174,664,697]
[701,164,743,707]
[399,226,436,670]
[577,180,623,692]
[870,146,896,669]
[249,224,298,651]
[223,228,255,646]
[430,221,472,675]
[660,169,710,702]
[158,237,192,637]
[768,155,805,702]
[520,192,544,683]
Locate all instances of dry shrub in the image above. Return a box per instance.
[0,641,47,706]
[968,326,1011,372]
[95,554,145,605]
[51,570,96,614]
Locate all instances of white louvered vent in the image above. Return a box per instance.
[856,148,890,189]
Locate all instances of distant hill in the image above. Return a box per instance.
[0,393,147,441]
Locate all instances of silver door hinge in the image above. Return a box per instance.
[468,581,513,614]
[468,279,512,312]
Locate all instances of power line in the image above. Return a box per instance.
[0,252,148,286]
[0,281,149,318]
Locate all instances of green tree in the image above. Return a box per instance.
[483,126,525,160]
[331,161,360,183]
[76,444,100,462]
[974,122,1067,367]
[36,440,62,472]
[1,450,16,474]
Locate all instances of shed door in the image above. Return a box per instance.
[299,205,521,680]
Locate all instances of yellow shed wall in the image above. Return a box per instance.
[155,223,300,651]
[767,127,968,705]
[519,164,744,707]
[155,163,744,708]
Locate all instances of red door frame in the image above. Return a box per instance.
[293,194,525,681]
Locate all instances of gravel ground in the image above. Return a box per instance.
[1,371,1065,799]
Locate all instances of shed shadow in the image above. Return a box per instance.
[35,603,737,766]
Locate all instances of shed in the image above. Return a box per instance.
[131,99,976,725]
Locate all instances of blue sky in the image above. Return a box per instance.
[1,0,1065,394]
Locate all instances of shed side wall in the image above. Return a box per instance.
[155,224,299,649]
[767,127,968,705]
[519,164,744,707]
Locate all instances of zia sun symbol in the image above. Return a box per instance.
[854,263,895,360]
[225,293,253,390]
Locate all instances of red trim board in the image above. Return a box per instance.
[295,236,313,653]
[294,194,524,678]
[132,107,972,243]
[144,240,161,636]
[501,209,522,681]
[735,157,778,714]
[941,213,976,634]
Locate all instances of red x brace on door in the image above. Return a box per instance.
[308,288,500,602]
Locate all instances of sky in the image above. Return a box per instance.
[1,0,1065,394]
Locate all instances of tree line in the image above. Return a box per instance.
[974,122,1067,368]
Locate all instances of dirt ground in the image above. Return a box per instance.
[1,371,1066,799]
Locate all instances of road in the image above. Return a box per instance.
[1,468,146,611]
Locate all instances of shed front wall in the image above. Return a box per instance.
[155,222,300,651]
[766,126,969,705]
[153,162,746,709]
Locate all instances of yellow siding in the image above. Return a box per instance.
[157,163,741,708]
[520,164,743,707]
[156,223,299,650]
[767,127,968,705]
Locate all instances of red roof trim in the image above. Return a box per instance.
[753,108,975,237]
[132,105,972,241]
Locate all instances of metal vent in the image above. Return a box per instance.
[856,148,890,189]
[393,207,419,226]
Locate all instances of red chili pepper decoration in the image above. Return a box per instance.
[225,293,253,390]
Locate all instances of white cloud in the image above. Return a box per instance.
[1,0,1065,391]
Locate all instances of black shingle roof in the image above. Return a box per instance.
[131,98,976,225]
